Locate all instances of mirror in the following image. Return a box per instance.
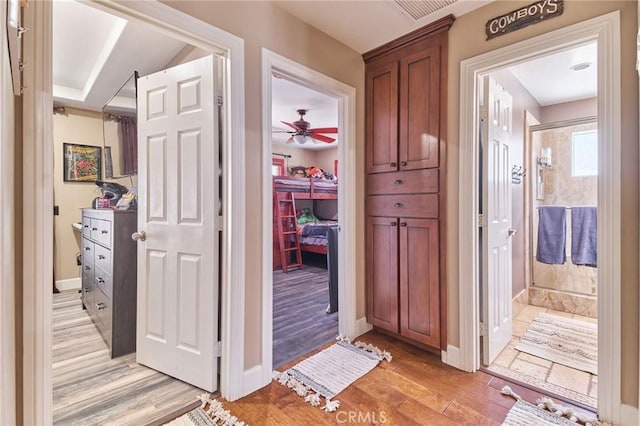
[102,71,138,179]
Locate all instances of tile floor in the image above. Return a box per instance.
[486,305,598,408]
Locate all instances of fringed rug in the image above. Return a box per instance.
[515,313,597,374]
[165,394,247,426]
[272,337,392,412]
[501,386,600,426]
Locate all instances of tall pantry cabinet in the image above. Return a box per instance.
[364,15,453,351]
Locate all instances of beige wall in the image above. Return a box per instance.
[273,144,338,176]
[53,108,136,282]
[448,0,638,405]
[163,1,365,370]
[541,97,598,124]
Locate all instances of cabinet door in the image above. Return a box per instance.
[399,218,440,347]
[366,216,399,333]
[399,46,440,171]
[366,62,399,174]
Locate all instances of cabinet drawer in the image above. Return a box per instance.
[367,194,438,218]
[367,169,438,195]
[81,239,94,272]
[94,245,112,272]
[94,268,112,300]
[82,216,92,238]
[91,219,111,247]
[93,287,112,340]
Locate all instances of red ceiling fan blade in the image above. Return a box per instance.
[308,127,338,134]
[285,136,294,144]
[310,133,335,143]
[281,121,302,132]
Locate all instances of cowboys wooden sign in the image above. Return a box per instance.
[486,0,564,40]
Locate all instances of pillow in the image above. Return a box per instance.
[297,208,318,225]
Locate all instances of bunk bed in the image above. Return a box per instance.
[273,176,338,270]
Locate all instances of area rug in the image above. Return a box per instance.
[501,386,600,426]
[272,337,392,412]
[165,394,247,426]
[515,312,597,375]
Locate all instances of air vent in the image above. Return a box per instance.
[390,0,457,21]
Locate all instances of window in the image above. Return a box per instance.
[572,130,598,176]
[272,157,285,176]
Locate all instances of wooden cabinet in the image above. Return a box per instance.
[364,15,453,350]
[81,209,137,358]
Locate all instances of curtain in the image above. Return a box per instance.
[119,115,137,175]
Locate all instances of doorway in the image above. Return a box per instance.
[22,1,246,423]
[457,11,621,423]
[260,49,359,378]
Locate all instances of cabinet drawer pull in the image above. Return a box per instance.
[83,224,89,228]
[96,302,106,310]
[83,287,90,292]
[400,222,407,227]
[92,227,98,231]
[84,266,91,271]
[400,161,407,166]
[391,221,397,227]
[97,255,105,260]
[394,179,404,185]
[85,247,91,251]
[97,278,105,284]
[100,230,108,234]
[394,202,403,208]
[390,162,397,167]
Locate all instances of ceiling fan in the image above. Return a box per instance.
[277,109,338,145]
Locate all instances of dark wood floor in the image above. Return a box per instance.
[273,263,338,368]
[223,331,597,425]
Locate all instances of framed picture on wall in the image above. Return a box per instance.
[63,143,102,182]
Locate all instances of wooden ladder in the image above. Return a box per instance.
[274,192,302,272]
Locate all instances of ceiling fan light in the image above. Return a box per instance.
[293,134,308,144]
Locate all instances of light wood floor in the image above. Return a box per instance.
[273,264,338,368]
[221,331,597,425]
[52,291,203,425]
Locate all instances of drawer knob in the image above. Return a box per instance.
[394,179,404,185]
[400,222,407,227]
[100,230,108,234]
[85,247,91,251]
[97,278,105,284]
[92,227,98,231]
[131,231,147,241]
[394,202,403,208]
[97,255,105,260]
[391,221,397,227]
[84,266,91,271]
[96,303,106,310]
[390,162,397,167]
[83,224,89,228]
[83,287,90,292]
[400,161,407,166]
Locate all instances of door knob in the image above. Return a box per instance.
[508,228,517,237]
[131,231,146,241]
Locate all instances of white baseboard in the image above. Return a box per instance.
[242,364,265,397]
[442,344,462,369]
[621,403,639,426]
[352,316,373,339]
[55,278,81,291]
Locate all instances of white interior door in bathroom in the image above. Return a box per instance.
[481,75,514,366]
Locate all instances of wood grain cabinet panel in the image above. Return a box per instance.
[366,62,398,174]
[367,169,438,195]
[367,194,438,218]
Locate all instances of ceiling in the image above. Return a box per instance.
[53,0,597,145]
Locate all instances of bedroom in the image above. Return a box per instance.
[270,75,340,368]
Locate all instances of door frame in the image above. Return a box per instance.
[22,1,246,423]
[260,49,364,384]
[457,12,620,422]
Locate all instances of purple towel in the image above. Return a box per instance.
[536,206,566,265]
[571,206,597,267]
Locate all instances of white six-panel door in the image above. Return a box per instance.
[135,55,219,392]
[482,76,514,366]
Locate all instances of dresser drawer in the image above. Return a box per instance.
[82,216,92,238]
[91,218,112,247]
[367,194,438,218]
[93,287,112,341]
[367,169,438,195]
[81,239,95,272]
[94,244,112,272]
[94,268,112,300]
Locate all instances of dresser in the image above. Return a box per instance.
[363,15,453,351]
[81,209,137,358]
